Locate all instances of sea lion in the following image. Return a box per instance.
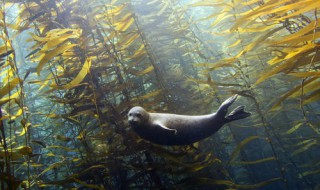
[128,94,251,145]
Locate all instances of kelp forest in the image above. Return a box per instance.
[0,0,319,189]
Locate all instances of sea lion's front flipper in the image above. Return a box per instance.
[154,121,177,135]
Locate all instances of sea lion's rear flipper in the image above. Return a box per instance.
[226,105,251,121]
[217,94,238,117]
[154,121,177,135]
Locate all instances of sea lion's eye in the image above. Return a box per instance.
[136,113,142,117]
[129,113,132,116]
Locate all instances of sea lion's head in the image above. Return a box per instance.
[128,106,150,127]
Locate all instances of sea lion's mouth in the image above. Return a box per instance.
[128,119,139,126]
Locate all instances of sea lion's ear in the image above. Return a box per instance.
[154,121,177,135]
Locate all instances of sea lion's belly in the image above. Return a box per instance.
[149,113,218,145]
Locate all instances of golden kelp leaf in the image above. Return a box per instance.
[270,0,320,22]
[0,77,21,99]
[30,163,43,167]
[0,91,19,106]
[270,77,318,111]
[229,39,242,48]
[105,4,126,16]
[147,0,159,5]
[0,45,13,58]
[232,0,293,30]
[271,78,320,110]
[241,0,266,6]
[128,44,146,59]
[292,80,320,98]
[295,139,314,147]
[185,158,220,173]
[190,1,232,8]
[29,33,46,42]
[42,33,78,51]
[0,22,22,30]
[11,108,23,120]
[235,178,282,189]
[131,66,154,76]
[0,150,20,160]
[229,136,260,163]
[37,162,65,178]
[194,61,234,74]
[231,157,276,165]
[157,1,169,16]
[76,165,106,176]
[44,28,74,38]
[15,146,32,155]
[37,183,53,188]
[72,178,104,190]
[31,29,81,42]
[284,123,304,135]
[56,135,72,142]
[303,89,320,105]
[46,152,55,157]
[238,23,276,33]
[77,131,86,140]
[18,122,32,136]
[50,57,91,90]
[72,157,81,162]
[268,44,318,65]
[29,73,53,92]
[120,17,134,31]
[210,11,232,28]
[302,169,320,177]
[46,145,74,152]
[133,89,162,101]
[268,0,316,14]
[276,33,320,46]
[155,149,219,173]
[115,14,134,31]
[271,19,320,45]
[292,140,317,156]
[235,27,284,58]
[289,72,320,78]
[255,58,309,86]
[119,33,139,49]
[36,44,77,75]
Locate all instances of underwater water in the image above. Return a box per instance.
[0,0,320,189]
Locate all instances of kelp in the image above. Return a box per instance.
[191,0,320,189]
[1,0,224,189]
[50,57,91,90]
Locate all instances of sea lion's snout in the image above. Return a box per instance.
[128,118,139,125]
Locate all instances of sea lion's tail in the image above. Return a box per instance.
[225,105,251,121]
[217,94,251,122]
